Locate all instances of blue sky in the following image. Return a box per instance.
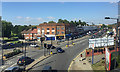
[2,2,118,25]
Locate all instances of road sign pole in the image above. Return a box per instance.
[24,41,26,71]
[92,48,94,64]
[2,46,4,65]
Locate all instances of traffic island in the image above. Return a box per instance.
[25,55,51,71]
[68,48,93,72]
[92,59,106,72]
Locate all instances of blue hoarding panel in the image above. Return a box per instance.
[46,37,55,40]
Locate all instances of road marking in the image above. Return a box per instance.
[10,63,17,67]
[68,46,88,71]
[0,65,7,69]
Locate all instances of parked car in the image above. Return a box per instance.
[8,43,14,46]
[17,56,34,66]
[43,65,52,70]
[108,32,114,36]
[30,44,39,47]
[79,35,83,38]
[4,66,23,72]
[56,47,64,53]
[51,46,56,49]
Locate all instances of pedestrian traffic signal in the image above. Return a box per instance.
[47,44,52,49]
[71,37,74,40]
[40,37,44,43]
[44,43,47,48]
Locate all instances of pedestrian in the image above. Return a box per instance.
[80,54,83,61]
[50,51,53,55]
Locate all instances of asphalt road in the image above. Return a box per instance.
[0,47,44,71]
[29,37,89,71]
[0,35,90,71]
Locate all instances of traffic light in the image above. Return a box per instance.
[40,37,44,43]
[44,43,47,48]
[47,44,52,49]
[71,37,74,40]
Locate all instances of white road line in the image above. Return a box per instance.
[0,65,7,69]
[10,63,17,67]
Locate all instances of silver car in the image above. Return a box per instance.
[4,66,22,72]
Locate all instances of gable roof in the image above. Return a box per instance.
[39,23,70,26]
[21,30,27,34]
[31,29,37,33]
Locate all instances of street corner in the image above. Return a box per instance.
[26,55,51,71]
[68,47,93,71]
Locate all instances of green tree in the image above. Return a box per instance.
[86,24,89,26]
[78,20,82,26]
[43,22,47,23]
[101,24,106,29]
[81,22,86,26]
[70,21,74,25]
[2,20,13,38]
[63,19,69,23]
[48,21,56,23]
[58,19,64,23]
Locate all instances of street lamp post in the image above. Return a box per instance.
[105,17,118,69]
[51,37,52,45]
[24,40,26,71]
[1,44,4,65]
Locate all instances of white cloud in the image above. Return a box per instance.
[13,16,46,25]
[25,17,31,19]
[37,17,44,21]
[47,16,56,20]
[16,16,22,19]
[109,0,119,4]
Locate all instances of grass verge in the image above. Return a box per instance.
[92,59,106,72]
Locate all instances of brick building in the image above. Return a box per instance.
[21,23,76,41]
[21,28,37,41]
[37,23,76,40]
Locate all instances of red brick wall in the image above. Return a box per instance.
[86,47,119,57]
[86,48,105,57]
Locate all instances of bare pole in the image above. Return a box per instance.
[24,40,26,71]
[1,17,4,65]
[114,19,119,69]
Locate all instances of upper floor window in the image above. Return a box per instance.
[52,28,54,30]
[57,32,60,34]
[61,27,64,30]
[42,28,44,30]
[57,28,60,30]
[52,32,54,34]
[38,28,40,31]
[47,28,49,30]
[61,32,64,34]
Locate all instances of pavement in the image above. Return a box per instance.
[68,49,93,72]
[68,48,105,72]
[68,31,106,71]
[86,54,105,64]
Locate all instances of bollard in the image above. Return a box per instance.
[72,43,75,45]
[80,54,83,61]
[50,51,53,55]
[66,45,68,47]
